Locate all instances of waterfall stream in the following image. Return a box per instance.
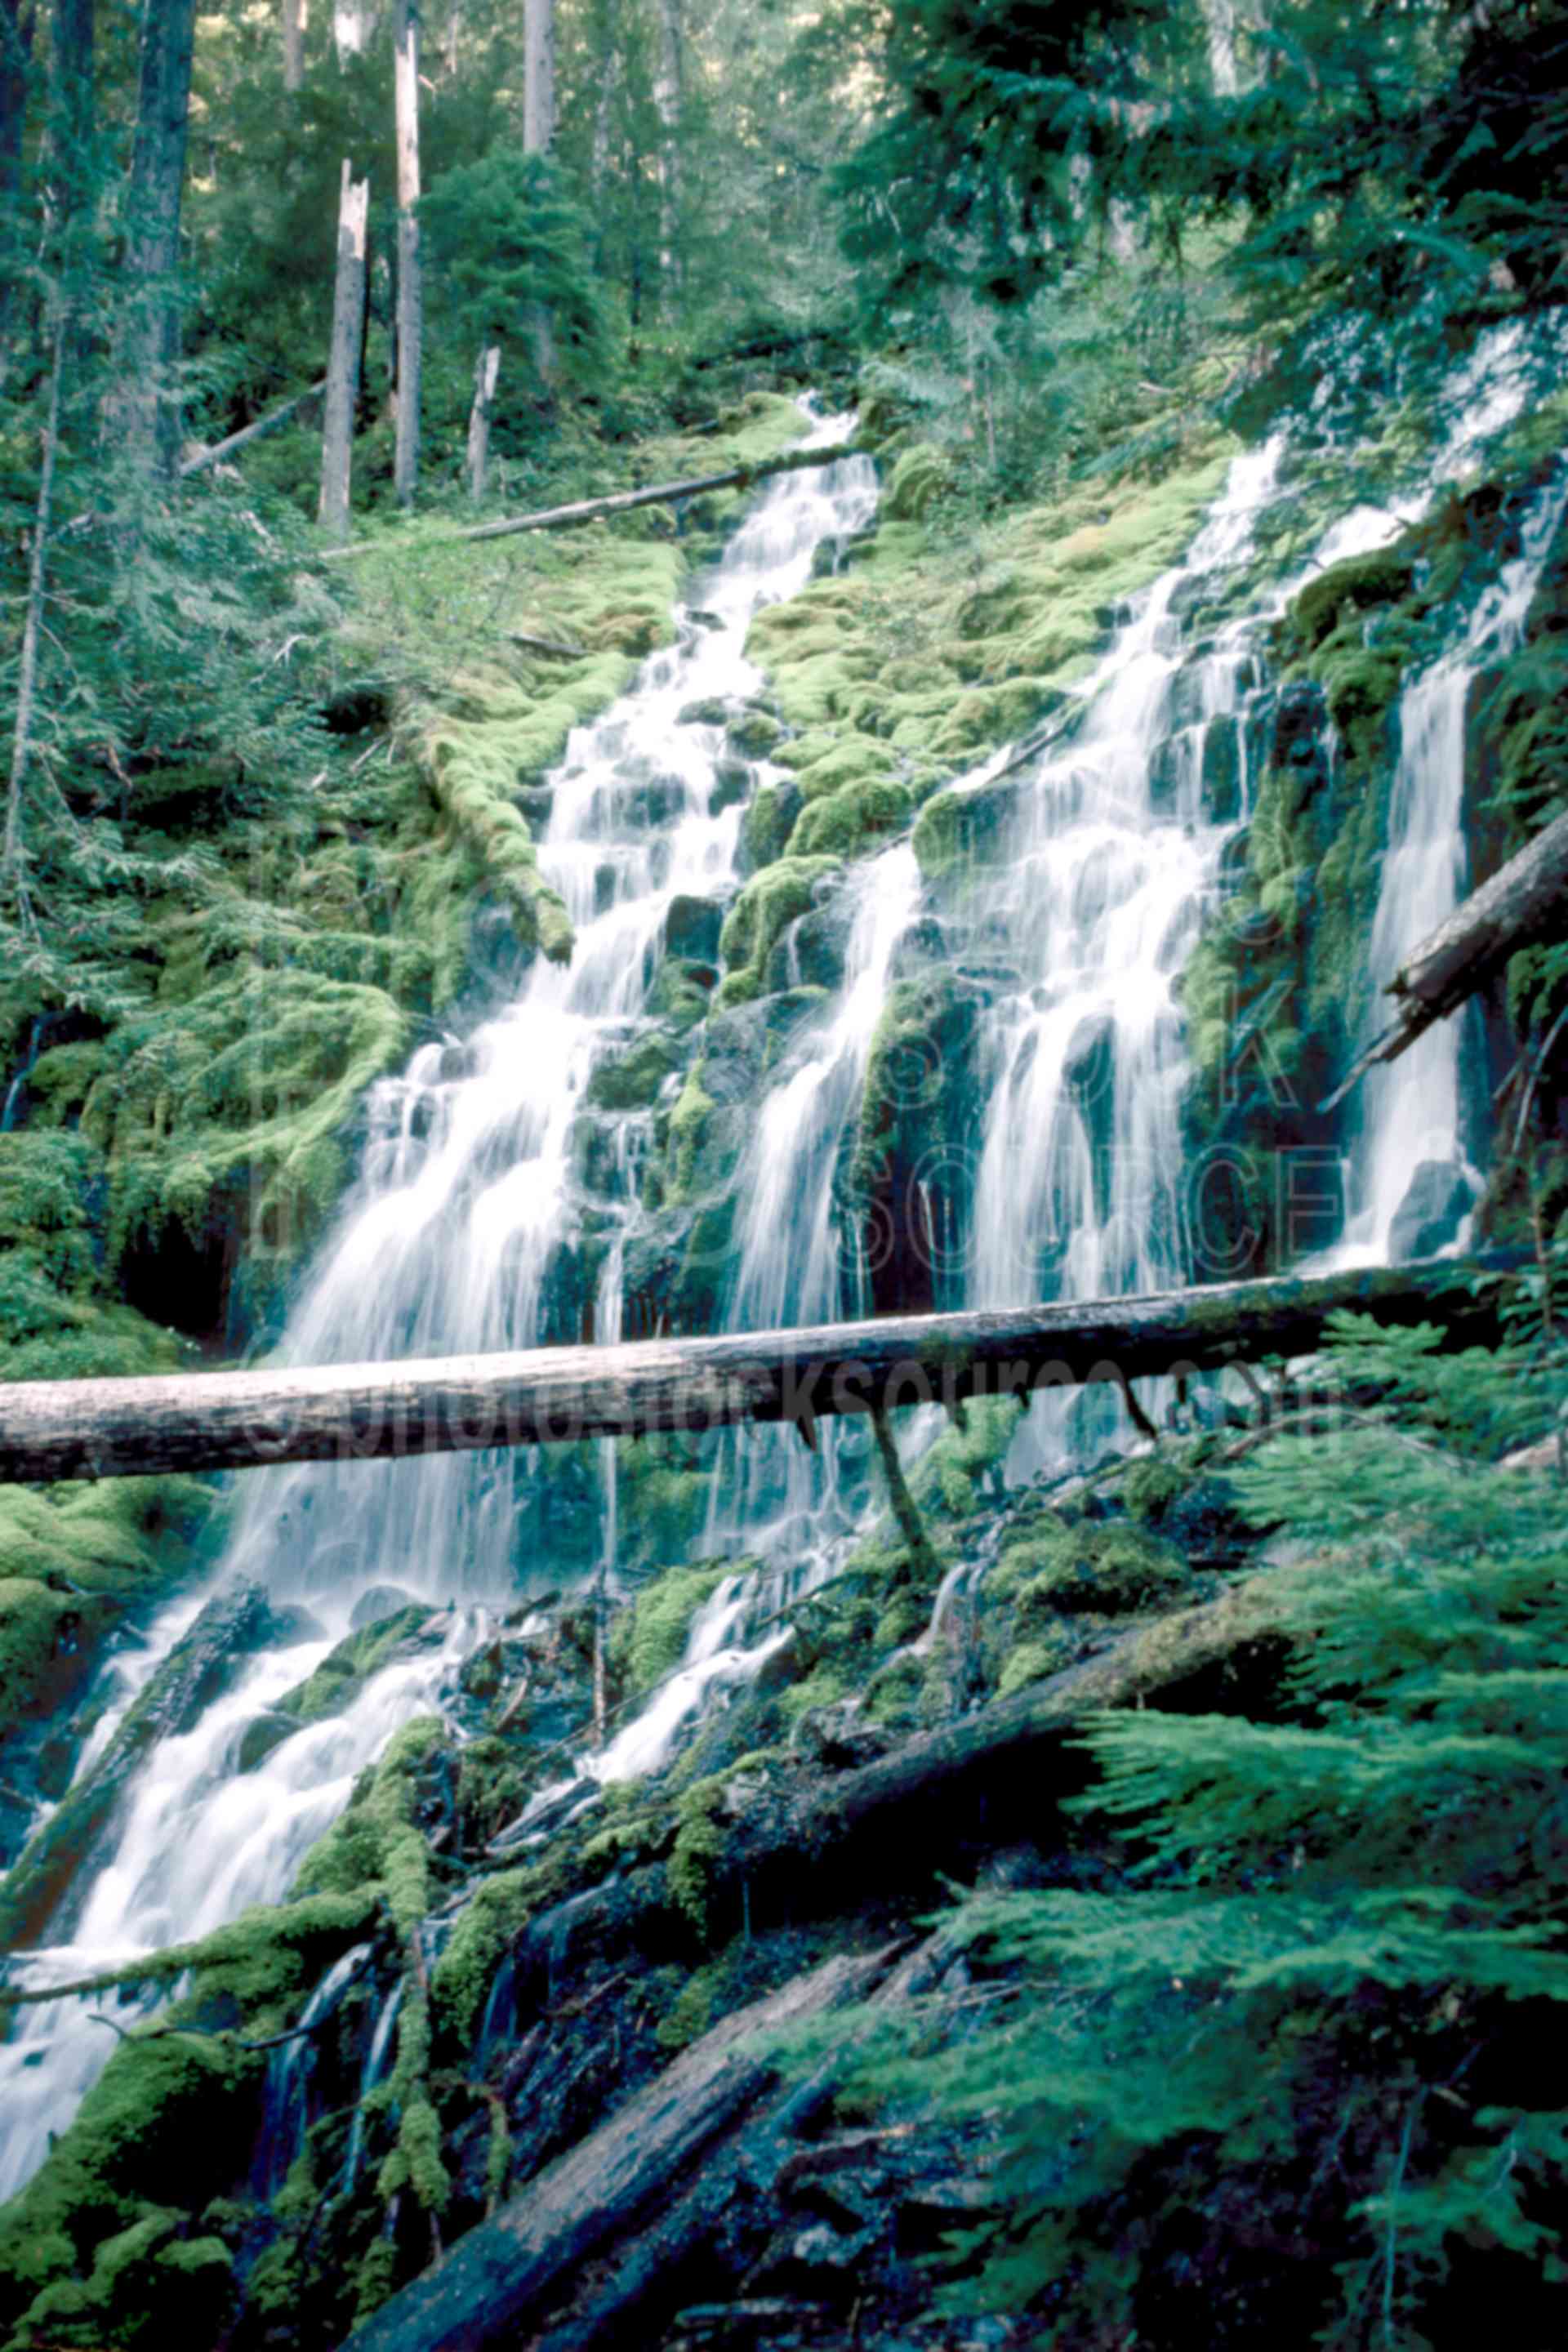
[0,406,878,2200]
[2,346,1562,2207]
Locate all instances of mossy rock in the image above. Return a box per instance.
[786,774,913,859]
[716,856,842,1009]
[586,1031,683,1112]
[882,444,952,523]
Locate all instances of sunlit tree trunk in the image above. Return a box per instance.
[282,0,305,89]
[332,0,376,65]
[465,341,499,503]
[120,0,198,479]
[392,0,421,506]
[319,158,368,541]
[652,0,683,303]
[523,0,554,155]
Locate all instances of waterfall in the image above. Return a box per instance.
[1336,470,1568,1265]
[0,406,878,2200]
[4,335,1561,2203]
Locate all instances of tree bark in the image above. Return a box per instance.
[523,0,554,154]
[652,0,683,302]
[465,341,500,502]
[183,375,326,476]
[332,0,374,64]
[0,1256,1519,1487]
[1321,807,1568,1111]
[337,1948,901,2352]
[47,0,93,219]
[282,0,305,88]
[2,305,64,880]
[318,160,368,542]
[318,436,859,560]
[392,0,421,507]
[119,0,198,478]
[0,0,34,268]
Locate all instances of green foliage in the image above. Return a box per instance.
[840,1318,1568,2343]
[421,149,611,394]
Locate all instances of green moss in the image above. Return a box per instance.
[667,1067,716,1201]
[615,1558,730,1695]
[656,1965,717,2051]
[996,1630,1077,1698]
[295,1715,443,1934]
[422,719,577,964]
[911,1396,1022,1521]
[716,855,841,1007]
[668,1777,728,1935]
[430,1866,538,2044]
[991,1519,1192,1616]
[882,443,953,523]
[786,773,913,858]
[586,1030,682,1111]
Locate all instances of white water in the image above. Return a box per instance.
[5,345,1562,2200]
[0,407,878,2198]
[1336,469,1568,1264]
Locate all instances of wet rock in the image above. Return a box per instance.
[1388,1158,1475,1263]
[586,1031,683,1112]
[1271,677,1330,770]
[350,1583,422,1630]
[1201,711,1243,821]
[1062,1012,1116,1142]
[712,760,753,816]
[727,705,784,760]
[766,896,853,993]
[679,697,732,728]
[666,894,727,963]
[517,786,555,828]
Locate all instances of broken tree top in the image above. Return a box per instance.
[0,1258,1516,1487]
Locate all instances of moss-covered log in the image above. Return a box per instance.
[0,1256,1519,1486]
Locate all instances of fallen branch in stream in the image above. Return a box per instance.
[1321,807,1568,1111]
[313,439,860,566]
[0,1255,1521,1486]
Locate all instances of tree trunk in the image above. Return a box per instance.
[0,1256,1519,1487]
[318,158,368,542]
[332,0,373,63]
[119,0,198,478]
[652,0,683,302]
[47,0,93,218]
[183,375,326,476]
[523,0,554,154]
[282,0,305,88]
[3,305,64,880]
[319,435,859,560]
[0,0,33,229]
[337,1949,901,2352]
[392,0,421,507]
[466,341,500,502]
[1321,807,1568,1111]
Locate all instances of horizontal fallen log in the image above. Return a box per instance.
[0,1256,1519,1487]
[180,379,327,478]
[316,439,859,564]
[338,1944,900,2352]
[1321,807,1568,1111]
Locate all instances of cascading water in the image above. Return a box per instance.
[0,406,878,2200]
[1336,468,1568,1265]
[4,337,1561,2213]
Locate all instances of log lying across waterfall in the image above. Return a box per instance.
[316,438,859,563]
[1321,807,1568,1111]
[0,1256,1518,1488]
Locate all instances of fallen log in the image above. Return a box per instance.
[180,379,327,479]
[0,1256,1518,1487]
[316,439,859,564]
[337,1944,901,2352]
[1321,807,1568,1111]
